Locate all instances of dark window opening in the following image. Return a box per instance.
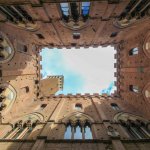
[35,80,39,84]
[41,104,47,109]
[111,103,120,111]
[70,3,79,22]
[75,103,82,110]
[129,85,139,93]
[110,32,118,37]
[73,33,80,39]
[0,6,33,24]
[129,47,138,55]
[71,43,77,47]
[36,34,45,39]
[25,86,29,93]
[23,45,27,52]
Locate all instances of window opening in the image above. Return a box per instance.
[129,85,139,93]
[84,122,93,139]
[111,103,120,111]
[75,103,82,110]
[64,124,72,139]
[129,47,138,55]
[41,104,47,109]
[74,124,82,139]
[36,34,45,39]
[110,32,118,37]
[73,33,80,39]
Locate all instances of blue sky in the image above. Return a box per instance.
[40,47,116,95]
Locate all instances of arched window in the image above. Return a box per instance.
[75,103,82,110]
[64,124,72,139]
[4,119,37,139]
[0,84,16,112]
[64,120,93,140]
[60,2,90,29]
[129,85,139,93]
[129,48,138,55]
[74,124,82,139]
[0,6,38,31]
[84,122,93,139]
[0,34,14,63]
[115,1,150,28]
[111,103,120,111]
[120,119,150,139]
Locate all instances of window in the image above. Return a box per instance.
[110,32,118,37]
[36,34,45,39]
[81,2,90,21]
[41,104,47,109]
[60,3,69,22]
[120,120,150,139]
[0,6,37,30]
[4,119,36,139]
[60,2,90,23]
[64,120,93,139]
[111,103,120,111]
[0,36,14,63]
[23,45,27,52]
[129,48,138,55]
[74,124,82,139]
[129,85,139,93]
[64,124,72,139]
[75,103,82,110]
[73,33,80,39]
[25,86,29,93]
[84,122,93,139]
[116,0,149,28]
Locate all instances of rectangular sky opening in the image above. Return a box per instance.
[40,46,116,95]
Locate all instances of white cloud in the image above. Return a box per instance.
[50,46,116,94]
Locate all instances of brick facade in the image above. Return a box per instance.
[0,0,150,149]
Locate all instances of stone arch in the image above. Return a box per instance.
[142,82,150,103]
[61,112,94,123]
[114,112,150,139]
[2,112,44,139]
[0,83,17,115]
[62,112,94,139]
[114,112,148,123]
[0,32,15,63]
[143,32,150,59]
[12,112,44,125]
